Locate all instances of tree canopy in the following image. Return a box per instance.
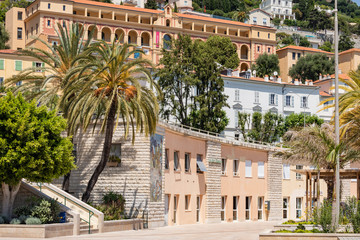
[289,53,334,82]
[252,53,280,78]
[0,22,9,50]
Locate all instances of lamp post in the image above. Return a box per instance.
[326,0,340,227]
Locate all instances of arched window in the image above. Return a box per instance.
[166,19,170,27]
[163,34,171,50]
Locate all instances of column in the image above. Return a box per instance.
[98,10,101,18]
[84,8,87,17]
[125,13,128,22]
[266,152,283,221]
[112,11,115,20]
[138,15,141,24]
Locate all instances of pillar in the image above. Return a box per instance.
[266,152,283,221]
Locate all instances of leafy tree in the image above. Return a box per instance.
[212,9,225,16]
[0,92,74,218]
[0,0,31,22]
[298,0,315,19]
[204,35,239,69]
[284,113,324,131]
[281,35,295,46]
[62,39,159,202]
[273,17,281,26]
[237,112,250,141]
[145,0,158,9]
[247,112,285,143]
[299,37,311,47]
[339,34,355,52]
[319,41,333,52]
[289,53,334,82]
[253,53,280,78]
[0,22,9,50]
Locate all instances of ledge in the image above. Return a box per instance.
[0,223,74,238]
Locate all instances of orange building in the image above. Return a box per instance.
[5,0,277,71]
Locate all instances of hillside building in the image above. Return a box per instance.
[260,0,295,20]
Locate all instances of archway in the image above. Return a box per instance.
[240,45,249,60]
[87,25,98,40]
[141,32,150,46]
[163,34,171,50]
[240,63,249,71]
[115,28,125,43]
[128,30,138,44]
[101,27,111,42]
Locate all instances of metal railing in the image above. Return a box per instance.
[36,183,101,234]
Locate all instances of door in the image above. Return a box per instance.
[164,194,169,226]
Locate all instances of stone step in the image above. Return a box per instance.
[80,228,99,235]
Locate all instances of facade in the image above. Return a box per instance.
[5,7,26,50]
[223,74,324,137]
[260,0,295,20]
[169,0,193,13]
[339,48,360,74]
[276,45,334,83]
[6,0,277,71]
[248,8,272,27]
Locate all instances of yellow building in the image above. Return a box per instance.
[339,48,360,74]
[277,45,334,83]
[6,0,277,71]
[5,7,26,50]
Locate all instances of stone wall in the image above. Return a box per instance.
[266,151,283,221]
[204,140,222,223]
[0,184,37,215]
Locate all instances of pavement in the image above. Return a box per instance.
[0,221,279,240]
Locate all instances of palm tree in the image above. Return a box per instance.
[61,39,160,202]
[6,23,94,191]
[6,23,94,109]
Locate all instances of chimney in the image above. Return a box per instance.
[305,80,309,85]
[339,69,342,74]
[309,80,313,86]
[277,77,282,83]
[270,76,274,81]
[264,75,269,81]
[294,79,299,85]
[319,74,322,80]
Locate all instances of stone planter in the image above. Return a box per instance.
[0,222,74,238]
[259,233,360,240]
[106,162,119,167]
[103,219,143,233]
[274,224,318,231]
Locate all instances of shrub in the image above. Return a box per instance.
[31,199,60,224]
[296,223,305,231]
[18,215,28,224]
[14,205,32,217]
[346,197,360,233]
[1,216,10,224]
[10,218,21,224]
[0,216,4,224]
[25,217,42,225]
[93,192,126,221]
[314,200,333,233]
[275,229,292,233]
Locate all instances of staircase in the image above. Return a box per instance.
[24,181,104,235]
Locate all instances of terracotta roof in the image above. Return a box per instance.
[249,8,272,17]
[339,48,360,55]
[276,45,334,55]
[175,13,274,30]
[0,49,17,54]
[320,91,332,97]
[70,0,162,14]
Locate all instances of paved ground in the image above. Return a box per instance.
[0,221,279,240]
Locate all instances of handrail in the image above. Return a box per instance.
[34,183,104,234]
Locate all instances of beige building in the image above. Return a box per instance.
[339,48,360,74]
[277,45,334,83]
[6,0,277,71]
[5,7,26,50]
[248,8,272,27]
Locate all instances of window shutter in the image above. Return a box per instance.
[32,61,36,68]
[269,93,271,105]
[258,162,264,178]
[283,95,286,106]
[42,62,45,72]
[275,94,278,106]
[15,61,22,71]
[291,96,294,107]
[245,160,252,177]
[0,59,4,70]
[283,164,290,179]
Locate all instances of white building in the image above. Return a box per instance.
[248,8,272,27]
[260,0,295,20]
[169,0,193,12]
[223,73,327,137]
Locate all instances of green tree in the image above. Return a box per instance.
[204,35,239,69]
[0,92,75,218]
[253,54,280,78]
[237,112,250,141]
[289,53,334,82]
[273,17,281,26]
[298,0,315,19]
[0,22,9,49]
[319,41,333,52]
[247,112,284,143]
[62,39,160,202]
[145,0,158,9]
[0,0,31,22]
[284,113,324,131]
[299,37,311,47]
[339,34,354,52]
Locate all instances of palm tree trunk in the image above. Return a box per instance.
[81,99,117,202]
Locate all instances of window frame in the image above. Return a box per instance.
[185,152,191,173]
[245,160,252,178]
[165,149,169,170]
[17,27,22,39]
[296,165,303,180]
[174,151,180,171]
[296,197,302,219]
[233,159,239,176]
[258,161,264,178]
[185,195,191,211]
[221,158,227,176]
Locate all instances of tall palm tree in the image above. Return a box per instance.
[62,39,160,202]
[6,23,95,191]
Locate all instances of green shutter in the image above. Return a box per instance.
[0,59,4,70]
[15,61,22,71]
[42,62,45,72]
[32,61,36,68]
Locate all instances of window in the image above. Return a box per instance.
[283,198,289,219]
[283,164,290,179]
[72,144,77,164]
[174,195,178,224]
[234,110,239,128]
[196,196,201,222]
[17,11,22,20]
[174,151,179,171]
[233,160,239,176]
[73,11,77,14]
[269,93,278,105]
[257,32,260,37]
[324,101,329,112]
[166,19,170,27]
[109,143,121,166]
[292,52,296,60]
[233,196,238,221]
[165,149,169,169]
[296,197,302,219]
[16,81,22,86]
[268,47,271,53]
[245,197,251,220]
[255,91,259,103]
[245,160,252,177]
[17,27,22,39]
[63,5,66,11]
[36,24,38,34]
[52,41,58,47]
[184,0,188,5]
[297,53,301,59]
[285,95,294,107]
[196,154,207,173]
[221,158,227,175]
[296,165,303,180]
[63,21,66,28]
[221,196,226,221]
[185,153,191,172]
[31,27,33,35]
[15,60,22,71]
[235,89,240,101]
[258,161,264,178]
[253,17,257,24]
[0,59,4,70]
[185,195,190,210]
[264,19,268,25]
[47,20,51,27]
[48,3,51,9]
[257,46,260,52]
[33,62,43,72]
[0,77,4,86]
[301,96,308,108]
[258,197,263,220]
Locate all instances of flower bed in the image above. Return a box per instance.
[0,222,74,238]
[259,233,360,240]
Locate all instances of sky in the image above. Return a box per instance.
[354,0,360,5]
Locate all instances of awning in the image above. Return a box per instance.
[197,161,207,172]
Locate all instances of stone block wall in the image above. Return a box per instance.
[266,151,283,221]
[205,140,222,223]
[0,185,37,216]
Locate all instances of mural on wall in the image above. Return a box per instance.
[150,134,163,202]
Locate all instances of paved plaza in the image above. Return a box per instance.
[0,221,279,240]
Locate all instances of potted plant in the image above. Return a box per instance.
[107,155,121,167]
